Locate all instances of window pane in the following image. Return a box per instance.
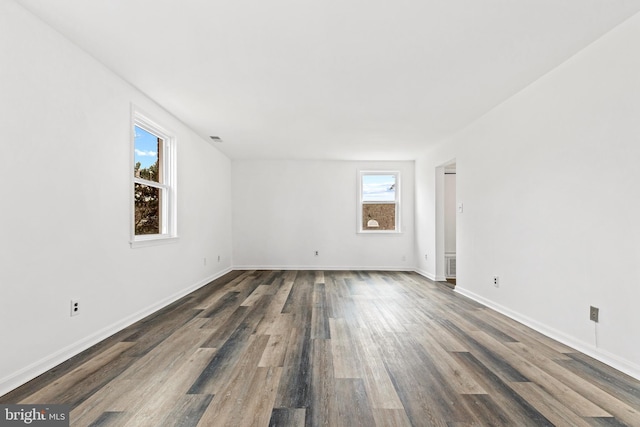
[134,125,162,183]
[134,183,161,235]
[362,175,396,202]
[363,203,396,230]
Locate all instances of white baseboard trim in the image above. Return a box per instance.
[0,267,233,397]
[414,268,437,281]
[234,265,415,272]
[413,269,448,282]
[455,286,640,381]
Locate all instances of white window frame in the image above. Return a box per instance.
[130,107,178,248]
[357,170,401,234]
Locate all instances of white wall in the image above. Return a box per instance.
[232,160,415,270]
[0,1,233,395]
[416,12,640,379]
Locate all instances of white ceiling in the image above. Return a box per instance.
[14,0,640,160]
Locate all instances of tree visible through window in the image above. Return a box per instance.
[359,172,400,232]
[134,125,162,234]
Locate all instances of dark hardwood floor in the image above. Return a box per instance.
[2,270,640,426]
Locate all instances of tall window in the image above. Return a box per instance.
[131,109,177,246]
[358,171,400,233]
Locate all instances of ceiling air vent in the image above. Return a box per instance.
[209,136,223,142]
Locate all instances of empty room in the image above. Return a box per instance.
[2,0,640,425]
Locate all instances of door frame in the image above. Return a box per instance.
[435,159,456,283]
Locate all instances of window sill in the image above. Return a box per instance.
[357,230,402,234]
[130,235,179,248]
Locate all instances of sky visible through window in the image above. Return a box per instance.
[363,174,396,202]
[134,125,159,169]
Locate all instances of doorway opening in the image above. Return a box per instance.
[436,160,456,288]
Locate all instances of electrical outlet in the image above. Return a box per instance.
[493,276,499,288]
[590,306,599,322]
[424,254,428,260]
[70,300,80,317]
[217,255,221,262]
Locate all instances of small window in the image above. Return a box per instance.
[131,109,177,246]
[358,171,400,233]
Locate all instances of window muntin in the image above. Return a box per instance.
[131,110,177,246]
[358,171,400,233]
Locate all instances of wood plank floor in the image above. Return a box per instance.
[2,270,640,426]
